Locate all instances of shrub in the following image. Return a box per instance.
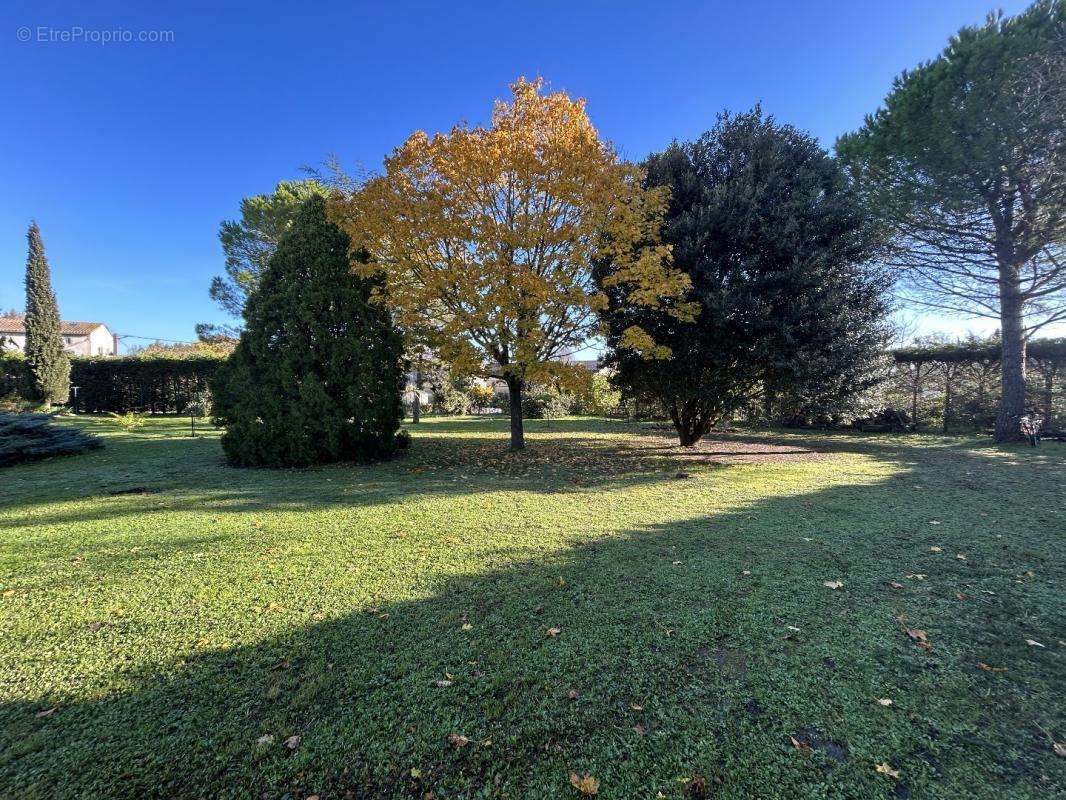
[0,411,102,467]
[183,390,211,436]
[469,385,495,413]
[211,196,404,468]
[852,407,912,433]
[570,373,621,417]
[522,389,573,419]
[109,411,149,432]
[395,429,412,450]
[432,380,472,416]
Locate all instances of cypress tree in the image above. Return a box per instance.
[23,222,70,408]
[211,196,405,467]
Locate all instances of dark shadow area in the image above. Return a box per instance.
[0,419,870,533]
[2,437,1063,799]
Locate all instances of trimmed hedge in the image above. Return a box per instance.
[70,357,223,413]
[0,353,32,404]
[1,353,223,414]
[893,337,1066,365]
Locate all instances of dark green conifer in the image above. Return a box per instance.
[23,222,70,408]
[211,196,404,467]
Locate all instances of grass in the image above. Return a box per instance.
[1,415,1063,799]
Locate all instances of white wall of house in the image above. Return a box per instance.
[82,326,117,356]
[0,325,117,356]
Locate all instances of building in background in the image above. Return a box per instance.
[0,315,119,356]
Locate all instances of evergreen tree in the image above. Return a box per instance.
[597,109,891,445]
[23,222,70,408]
[198,180,325,339]
[211,196,404,467]
[837,1,1065,441]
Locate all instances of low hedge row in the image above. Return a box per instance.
[1,353,223,414]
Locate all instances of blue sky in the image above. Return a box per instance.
[0,0,1043,352]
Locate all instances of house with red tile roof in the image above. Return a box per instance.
[0,315,118,356]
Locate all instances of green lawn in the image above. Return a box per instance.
[1,416,1063,799]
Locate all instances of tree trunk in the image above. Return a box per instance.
[411,392,421,424]
[995,280,1027,442]
[942,365,954,435]
[1041,364,1054,424]
[506,375,525,451]
[911,365,922,426]
[762,387,775,424]
[670,400,710,447]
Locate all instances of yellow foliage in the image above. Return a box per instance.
[329,77,691,383]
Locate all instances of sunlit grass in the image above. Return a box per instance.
[1,416,1063,798]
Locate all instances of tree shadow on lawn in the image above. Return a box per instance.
[2,441,1063,799]
[0,420,859,535]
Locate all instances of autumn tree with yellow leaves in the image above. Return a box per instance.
[330,78,691,450]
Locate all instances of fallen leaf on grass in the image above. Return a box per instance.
[876,698,893,707]
[447,733,469,747]
[888,581,905,589]
[976,662,1007,673]
[567,689,579,700]
[284,735,300,750]
[87,621,107,632]
[955,592,969,601]
[823,581,844,590]
[955,554,967,561]
[256,734,274,747]
[630,702,644,711]
[907,628,932,651]
[633,723,647,736]
[546,627,562,637]
[875,762,900,780]
[434,679,453,688]
[568,772,600,795]
[1024,639,1045,647]
[905,573,927,580]
[789,735,811,755]
[410,767,423,778]
[461,623,473,631]
[929,546,942,552]
[35,706,58,718]
[1053,742,1066,757]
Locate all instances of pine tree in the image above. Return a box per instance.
[23,222,70,408]
[211,196,405,467]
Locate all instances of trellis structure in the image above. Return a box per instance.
[891,338,1066,432]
